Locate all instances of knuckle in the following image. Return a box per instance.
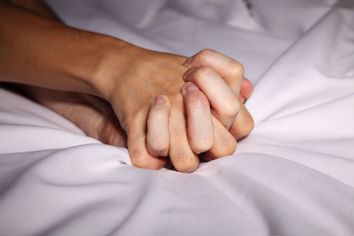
[148,143,168,157]
[191,138,213,155]
[172,153,199,173]
[195,48,215,63]
[236,116,255,140]
[210,136,237,158]
[130,146,165,170]
[175,162,199,173]
[225,136,237,154]
[132,157,165,170]
[228,61,244,77]
[220,136,237,156]
[129,147,145,162]
[247,116,255,133]
[131,159,147,169]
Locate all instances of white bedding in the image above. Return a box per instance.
[1,0,354,235]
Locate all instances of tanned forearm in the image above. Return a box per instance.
[7,0,57,19]
[0,1,134,97]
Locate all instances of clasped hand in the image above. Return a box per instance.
[31,48,253,172]
[1,1,253,172]
[97,48,254,172]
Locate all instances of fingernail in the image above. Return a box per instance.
[183,67,196,81]
[183,57,193,68]
[154,95,166,105]
[182,82,199,95]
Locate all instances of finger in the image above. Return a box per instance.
[183,49,244,93]
[169,95,200,173]
[184,67,240,129]
[203,116,237,161]
[229,102,254,140]
[182,82,213,154]
[240,78,254,103]
[127,114,166,170]
[146,95,171,157]
[99,121,127,147]
[83,95,127,146]
[241,78,253,99]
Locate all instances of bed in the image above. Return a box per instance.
[1,0,354,235]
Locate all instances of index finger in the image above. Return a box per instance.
[183,49,244,94]
[127,113,166,170]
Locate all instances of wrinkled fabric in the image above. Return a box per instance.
[0,0,354,235]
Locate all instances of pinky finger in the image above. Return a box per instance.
[240,78,254,103]
[147,95,171,157]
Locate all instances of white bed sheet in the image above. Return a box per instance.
[1,0,354,235]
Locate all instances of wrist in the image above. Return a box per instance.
[86,36,144,100]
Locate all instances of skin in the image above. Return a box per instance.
[20,85,127,147]
[0,1,254,172]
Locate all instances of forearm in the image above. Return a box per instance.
[6,0,58,19]
[0,2,134,96]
